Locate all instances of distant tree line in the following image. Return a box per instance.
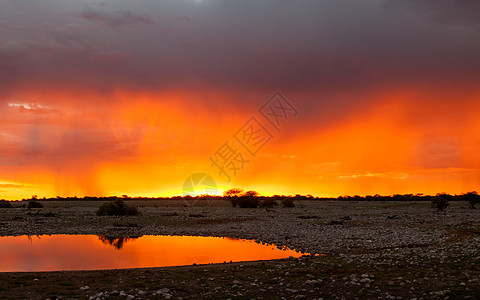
[2,191,478,209]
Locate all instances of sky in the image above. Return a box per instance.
[1,0,479,200]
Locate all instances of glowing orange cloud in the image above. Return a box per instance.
[1,86,479,200]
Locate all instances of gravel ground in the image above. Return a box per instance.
[0,200,479,299]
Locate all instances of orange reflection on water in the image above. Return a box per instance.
[0,235,306,272]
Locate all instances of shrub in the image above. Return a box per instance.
[0,200,11,208]
[96,199,139,216]
[236,196,259,208]
[431,194,449,212]
[236,191,260,208]
[27,200,43,208]
[463,191,480,209]
[259,198,278,208]
[281,198,295,208]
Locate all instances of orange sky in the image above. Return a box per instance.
[1,87,479,200]
[1,1,480,200]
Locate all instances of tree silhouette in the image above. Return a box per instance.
[462,191,480,209]
[98,235,140,250]
[243,190,259,197]
[223,188,244,207]
[431,193,449,212]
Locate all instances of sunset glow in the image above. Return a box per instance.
[0,235,304,272]
[1,1,479,200]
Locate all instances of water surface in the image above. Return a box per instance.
[0,235,305,272]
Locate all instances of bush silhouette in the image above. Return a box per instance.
[431,194,449,212]
[27,200,43,209]
[0,200,11,208]
[237,191,260,208]
[462,191,480,209]
[281,197,295,208]
[260,198,278,208]
[96,199,139,216]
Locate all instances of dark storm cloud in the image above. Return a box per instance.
[1,0,480,102]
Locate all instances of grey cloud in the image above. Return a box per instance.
[387,0,480,25]
[0,0,479,108]
[79,6,155,27]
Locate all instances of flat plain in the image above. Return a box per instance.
[0,200,479,299]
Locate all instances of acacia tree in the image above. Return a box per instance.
[224,189,260,208]
[223,188,244,197]
[223,188,244,207]
[243,191,259,197]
